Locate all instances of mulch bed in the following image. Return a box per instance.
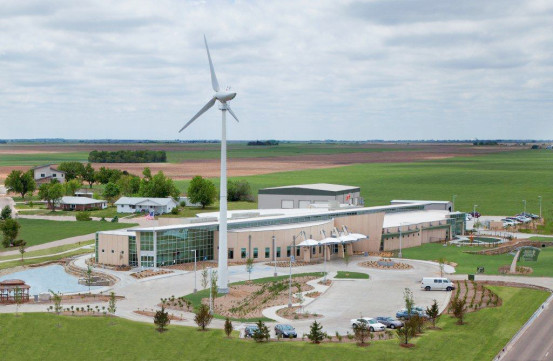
[276,306,322,320]
[498,265,533,275]
[131,269,172,279]
[359,260,413,270]
[164,261,217,271]
[447,281,501,314]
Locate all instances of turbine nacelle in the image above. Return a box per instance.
[214,91,237,102]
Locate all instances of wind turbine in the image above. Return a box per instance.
[179,36,240,294]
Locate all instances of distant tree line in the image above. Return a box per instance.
[473,140,499,146]
[88,150,167,163]
[247,140,279,146]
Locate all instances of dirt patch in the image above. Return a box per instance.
[276,306,322,320]
[498,265,533,275]
[359,259,413,270]
[305,291,321,298]
[134,310,185,321]
[208,276,317,320]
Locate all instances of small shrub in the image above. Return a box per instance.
[307,320,325,344]
[252,320,270,343]
[76,211,92,221]
[224,318,233,338]
[154,306,170,332]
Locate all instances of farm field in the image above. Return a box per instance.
[0,219,136,249]
[173,150,553,217]
[401,243,553,277]
[0,142,521,180]
[0,286,547,361]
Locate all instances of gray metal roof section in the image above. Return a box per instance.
[258,183,360,196]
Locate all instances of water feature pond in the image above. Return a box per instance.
[0,265,101,295]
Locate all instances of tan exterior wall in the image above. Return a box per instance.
[421,228,448,244]
[97,235,129,266]
[216,220,335,262]
[334,212,385,253]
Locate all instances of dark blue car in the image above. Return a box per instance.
[275,324,297,338]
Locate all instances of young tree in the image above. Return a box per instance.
[14,286,23,316]
[82,163,96,188]
[224,317,233,338]
[1,219,21,248]
[354,322,370,346]
[194,304,213,331]
[38,181,63,211]
[210,270,218,309]
[85,265,94,293]
[396,318,414,346]
[410,314,425,335]
[307,320,325,344]
[187,176,217,208]
[18,241,26,262]
[154,305,170,332]
[246,258,254,281]
[252,320,270,342]
[201,269,209,290]
[451,297,467,325]
[438,257,447,277]
[227,180,253,202]
[49,289,63,316]
[103,182,120,204]
[1,205,12,220]
[58,162,85,181]
[426,299,440,328]
[117,174,141,196]
[5,170,36,199]
[403,288,414,315]
[108,292,117,315]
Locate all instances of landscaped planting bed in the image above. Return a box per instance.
[359,259,413,270]
[130,269,172,279]
[447,281,501,314]
[276,306,322,320]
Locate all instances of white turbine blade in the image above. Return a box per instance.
[226,105,240,123]
[204,35,220,92]
[179,98,216,132]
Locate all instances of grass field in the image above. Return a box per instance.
[0,286,547,361]
[16,206,124,219]
[174,150,553,217]
[334,271,369,279]
[0,240,94,262]
[0,247,93,271]
[401,243,553,276]
[0,219,136,249]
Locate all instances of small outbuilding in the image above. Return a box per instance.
[258,183,362,209]
[114,197,178,215]
[57,196,107,211]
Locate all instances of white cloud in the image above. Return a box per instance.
[0,0,552,140]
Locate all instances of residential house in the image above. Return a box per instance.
[32,164,66,184]
[114,197,178,215]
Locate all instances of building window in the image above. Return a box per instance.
[228,248,234,259]
[40,173,45,178]
[253,248,258,258]
[333,244,339,253]
[265,247,270,259]
[102,249,105,253]
[312,247,316,255]
[53,173,57,177]
[286,246,291,257]
[276,247,281,258]
[111,250,114,253]
[296,247,300,257]
[241,248,247,259]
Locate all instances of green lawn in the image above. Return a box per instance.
[401,243,553,276]
[0,219,136,249]
[0,240,94,261]
[0,247,93,271]
[174,150,553,217]
[16,206,123,219]
[0,151,89,166]
[0,286,547,361]
[334,271,369,279]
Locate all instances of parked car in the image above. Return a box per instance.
[274,324,297,338]
[396,309,429,320]
[421,277,455,291]
[514,216,531,223]
[518,212,540,220]
[505,217,522,224]
[470,211,481,218]
[244,325,259,338]
[350,318,386,332]
[503,220,517,227]
[376,316,403,329]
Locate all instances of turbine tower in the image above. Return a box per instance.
[179,36,239,294]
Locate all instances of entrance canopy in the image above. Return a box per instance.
[297,239,320,247]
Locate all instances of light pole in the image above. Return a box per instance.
[272,235,277,277]
[192,249,197,293]
[288,256,293,308]
[398,222,407,258]
[539,196,542,218]
[208,267,213,315]
[522,200,527,215]
[473,205,478,232]
[452,195,457,211]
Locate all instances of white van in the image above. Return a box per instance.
[421,277,455,291]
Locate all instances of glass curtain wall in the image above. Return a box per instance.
[154,228,214,267]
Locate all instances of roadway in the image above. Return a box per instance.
[500,297,553,361]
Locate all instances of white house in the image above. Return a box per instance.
[114,197,178,215]
[32,164,66,184]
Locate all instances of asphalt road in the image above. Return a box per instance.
[501,300,553,361]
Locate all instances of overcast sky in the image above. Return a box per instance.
[1,0,552,140]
